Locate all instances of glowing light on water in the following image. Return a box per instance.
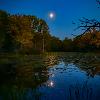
[50,81,54,86]
[47,81,54,87]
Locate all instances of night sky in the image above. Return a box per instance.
[0,0,100,39]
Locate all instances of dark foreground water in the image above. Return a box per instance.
[0,52,100,100]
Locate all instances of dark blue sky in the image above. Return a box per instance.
[0,0,100,39]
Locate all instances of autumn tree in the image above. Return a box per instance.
[31,18,50,53]
[8,15,34,53]
[0,10,14,52]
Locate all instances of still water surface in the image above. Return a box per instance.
[0,52,100,100]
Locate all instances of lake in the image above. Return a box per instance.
[0,52,100,100]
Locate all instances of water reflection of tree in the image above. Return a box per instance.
[0,53,100,99]
[0,53,61,99]
[62,53,100,77]
[43,53,60,67]
[44,53,100,100]
[77,62,100,77]
[0,57,49,100]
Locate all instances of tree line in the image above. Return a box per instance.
[0,10,100,54]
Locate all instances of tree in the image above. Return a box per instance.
[62,37,73,51]
[38,19,50,52]
[0,10,13,52]
[32,18,50,53]
[73,28,100,51]
[78,18,100,36]
[96,0,100,6]
[72,0,100,36]
[49,36,62,51]
[9,15,36,53]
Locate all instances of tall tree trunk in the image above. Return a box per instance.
[42,36,45,53]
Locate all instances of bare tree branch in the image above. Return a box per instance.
[72,17,100,37]
[79,18,100,30]
[96,0,100,5]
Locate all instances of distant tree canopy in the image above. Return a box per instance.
[62,37,73,51]
[0,10,100,53]
[0,10,14,52]
[73,29,100,51]
[49,36,63,51]
[0,10,51,53]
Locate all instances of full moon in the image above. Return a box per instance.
[48,12,55,19]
